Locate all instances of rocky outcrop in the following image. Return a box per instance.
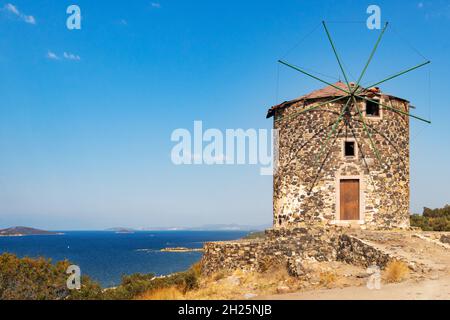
[440,235,450,244]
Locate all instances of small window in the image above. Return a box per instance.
[366,100,380,117]
[344,141,355,157]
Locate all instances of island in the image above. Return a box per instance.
[0,227,61,237]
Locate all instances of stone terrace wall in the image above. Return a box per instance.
[202,228,338,275]
[202,228,396,275]
[337,234,391,268]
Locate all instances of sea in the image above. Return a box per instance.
[0,230,248,287]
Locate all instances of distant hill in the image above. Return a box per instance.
[188,224,269,231]
[140,224,270,232]
[0,227,60,237]
[105,227,136,233]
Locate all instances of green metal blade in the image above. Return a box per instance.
[354,22,389,90]
[355,94,431,124]
[347,119,376,187]
[278,60,351,95]
[313,97,352,168]
[297,119,342,153]
[308,125,344,194]
[351,117,408,169]
[275,95,349,122]
[351,96,382,164]
[357,60,430,92]
[322,21,351,90]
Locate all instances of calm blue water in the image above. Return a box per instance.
[0,231,247,287]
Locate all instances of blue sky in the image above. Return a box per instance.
[0,0,449,230]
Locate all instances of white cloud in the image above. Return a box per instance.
[23,14,35,24]
[3,3,36,24]
[151,2,161,8]
[46,51,81,61]
[46,51,60,60]
[63,52,81,61]
[5,3,19,15]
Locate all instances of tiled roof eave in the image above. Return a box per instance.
[266,93,409,119]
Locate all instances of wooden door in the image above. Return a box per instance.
[340,179,360,220]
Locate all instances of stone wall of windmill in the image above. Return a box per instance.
[272,93,410,230]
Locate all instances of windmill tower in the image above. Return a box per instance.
[268,22,430,230]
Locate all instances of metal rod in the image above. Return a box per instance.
[313,97,352,168]
[275,95,349,122]
[278,60,351,95]
[351,117,408,170]
[357,60,431,92]
[351,96,382,164]
[322,21,351,90]
[347,119,376,187]
[355,94,431,124]
[354,22,389,91]
[309,125,344,194]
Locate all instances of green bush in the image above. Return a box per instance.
[66,275,104,300]
[411,205,450,231]
[0,253,201,300]
[104,265,200,300]
[0,253,102,300]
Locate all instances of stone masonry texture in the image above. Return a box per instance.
[272,90,410,230]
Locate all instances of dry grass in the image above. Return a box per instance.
[318,271,338,288]
[136,286,185,300]
[384,260,410,283]
[185,264,301,300]
[184,260,360,299]
[212,270,227,281]
[190,261,202,277]
[258,255,285,273]
[137,260,363,300]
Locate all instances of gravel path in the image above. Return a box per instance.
[261,276,450,300]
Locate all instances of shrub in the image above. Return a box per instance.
[410,205,450,231]
[103,273,157,300]
[384,260,409,283]
[190,261,202,278]
[0,253,201,300]
[104,261,201,300]
[0,253,102,300]
[66,275,104,300]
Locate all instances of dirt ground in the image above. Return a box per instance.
[138,231,449,300]
[262,276,450,300]
[260,230,450,300]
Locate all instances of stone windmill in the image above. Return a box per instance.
[267,22,431,230]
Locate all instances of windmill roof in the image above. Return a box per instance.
[266,81,409,118]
